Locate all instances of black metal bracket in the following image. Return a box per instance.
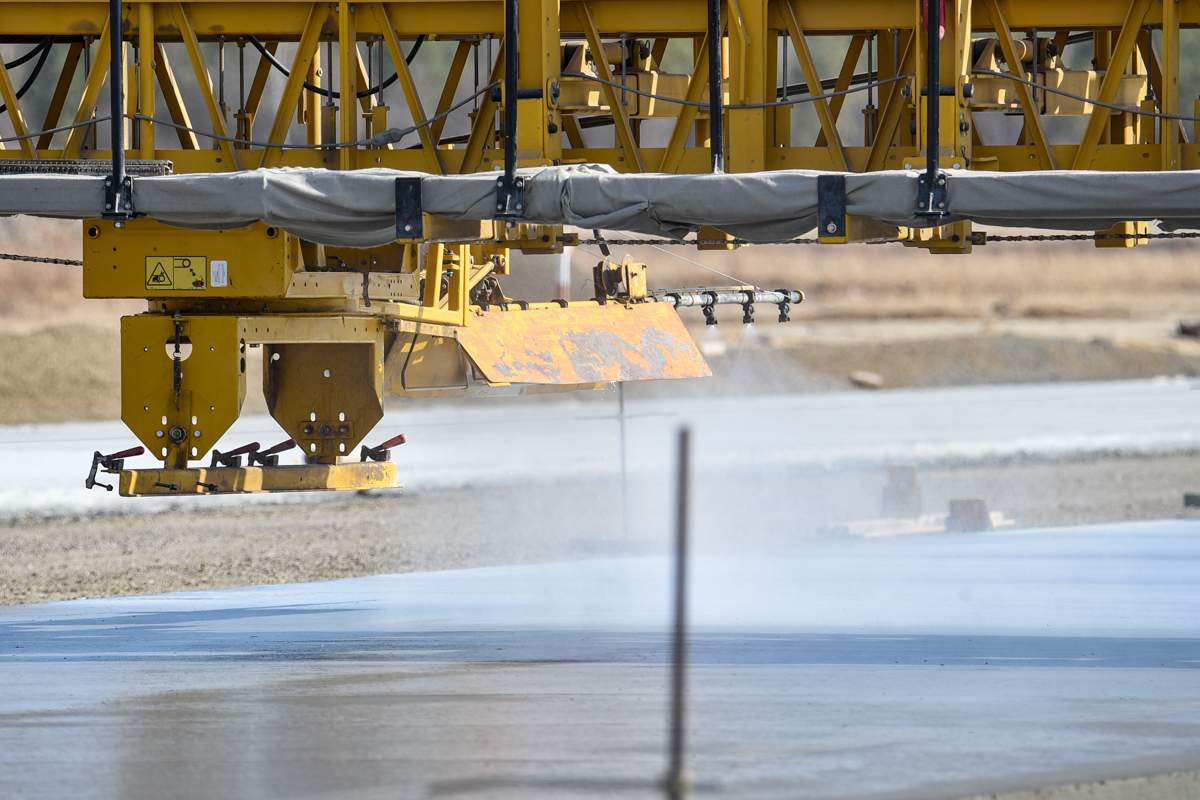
[102,174,133,220]
[495,173,526,219]
[817,174,847,238]
[916,171,948,216]
[395,177,423,238]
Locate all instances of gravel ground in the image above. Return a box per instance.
[5,453,1200,606]
[964,770,1200,800]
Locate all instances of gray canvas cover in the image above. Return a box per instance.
[1,165,1199,247]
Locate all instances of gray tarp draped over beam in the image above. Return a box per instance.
[2,165,1200,247]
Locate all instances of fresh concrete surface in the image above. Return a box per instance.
[3,520,1199,800]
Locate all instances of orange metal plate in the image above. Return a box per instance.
[456,303,711,384]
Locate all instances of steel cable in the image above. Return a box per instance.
[245,34,423,100]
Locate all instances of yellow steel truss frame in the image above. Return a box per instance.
[0,0,1195,174]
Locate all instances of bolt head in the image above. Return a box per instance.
[515,203,522,210]
[918,201,926,208]
[404,224,413,232]
[938,202,945,208]
[497,203,504,210]
[825,222,838,233]
[318,424,332,436]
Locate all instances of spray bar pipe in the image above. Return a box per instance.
[650,289,804,308]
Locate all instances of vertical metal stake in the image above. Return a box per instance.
[618,381,629,539]
[666,427,691,798]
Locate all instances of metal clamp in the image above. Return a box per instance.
[741,291,755,325]
[776,290,791,323]
[247,438,296,467]
[209,441,262,469]
[360,434,408,463]
[85,446,145,491]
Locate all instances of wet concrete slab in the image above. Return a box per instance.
[3,520,1200,800]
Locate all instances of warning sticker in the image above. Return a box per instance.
[145,256,208,291]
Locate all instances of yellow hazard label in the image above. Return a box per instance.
[145,256,208,291]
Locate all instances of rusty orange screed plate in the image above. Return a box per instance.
[455,303,711,384]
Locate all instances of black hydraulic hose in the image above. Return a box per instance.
[3,36,53,70]
[244,33,423,99]
[0,36,53,115]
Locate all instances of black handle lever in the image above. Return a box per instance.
[360,434,407,463]
[85,446,145,491]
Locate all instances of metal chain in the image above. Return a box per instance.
[1,232,1197,269]
[988,231,1200,242]
[0,252,83,266]
[580,238,820,246]
[583,231,1200,246]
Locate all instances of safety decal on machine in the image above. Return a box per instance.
[145,256,208,290]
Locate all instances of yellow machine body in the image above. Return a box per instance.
[5,0,1193,491]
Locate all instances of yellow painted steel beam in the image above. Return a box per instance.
[1159,1,1182,168]
[1072,0,1155,170]
[458,36,504,174]
[338,0,357,169]
[175,2,242,169]
[430,41,473,143]
[815,34,866,148]
[780,0,850,171]
[138,2,156,158]
[36,42,83,150]
[262,2,325,167]
[0,37,37,157]
[982,0,1056,169]
[119,462,398,496]
[375,3,445,173]
[658,33,710,173]
[154,43,201,149]
[61,12,112,158]
[576,0,646,171]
